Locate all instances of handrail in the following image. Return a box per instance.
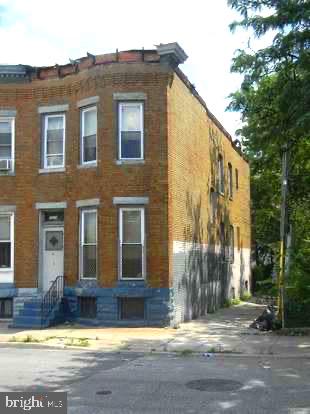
[41,275,64,320]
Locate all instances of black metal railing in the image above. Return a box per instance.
[41,275,65,320]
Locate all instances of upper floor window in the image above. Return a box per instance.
[0,214,14,270]
[235,168,239,190]
[119,207,145,279]
[218,154,224,194]
[0,118,14,173]
[80,209,97,279]
[229,225,234,263]
[43,114,65,169]
[228,163,233,199]
[210,187,217,223]
[81,107,97,165]
[118,102,144,160]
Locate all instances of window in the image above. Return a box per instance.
[228,163,233,199]
[218,154,224,194]
[43,114,65,168]
[120,298,145,320]
[219,222,226,260]
[118,102,144,160]
[119,208,145,279]
[235,168,239,190]
[0,298,13,318]
[0,118,14,172]
[229,225,234,263]
[80,209,97,279]
[81,106,97,164]
[78,297,97,318]
[0,214,14,270]
[210,187,217,223]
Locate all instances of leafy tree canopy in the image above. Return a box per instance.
[227,0,310,302]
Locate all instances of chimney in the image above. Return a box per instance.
[156,42,188,68]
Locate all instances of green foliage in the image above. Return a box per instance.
[240,291,252,301]
[227,0,310,306]
[224,298,241,307]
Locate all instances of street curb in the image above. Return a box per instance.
[0,342,310,358]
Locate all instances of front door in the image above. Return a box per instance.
[42,227,64,291]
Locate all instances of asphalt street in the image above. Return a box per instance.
[0,346,309,413]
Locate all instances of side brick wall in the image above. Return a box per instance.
[167,73,251,324]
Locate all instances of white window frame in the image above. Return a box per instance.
[81,106,97,165]
[79,209,97,280]
[0,117,15,173]
[118,102,144,161]
[43,113,66,169]
[119,207,145,280]
[0,213,14,272]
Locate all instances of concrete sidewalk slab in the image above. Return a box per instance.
[0,303,309,356]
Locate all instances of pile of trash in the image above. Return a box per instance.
[250,305,276,331]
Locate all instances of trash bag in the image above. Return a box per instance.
[250,305,276,331]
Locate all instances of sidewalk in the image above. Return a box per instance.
[0,302,309,356]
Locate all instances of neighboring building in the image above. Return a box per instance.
[0,43,251,328]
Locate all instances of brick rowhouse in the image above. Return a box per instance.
[0,43,251,327]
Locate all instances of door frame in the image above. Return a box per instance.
[38,210,64,291]
[42,226,64,291]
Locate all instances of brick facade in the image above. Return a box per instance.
[0,43,250,327]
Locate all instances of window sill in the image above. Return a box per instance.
[119,278,145,281]
[0,171,15,176]
[39,167,66,174]
[0,268,13,272]
[77,163,97,169]
[115,159,145,166]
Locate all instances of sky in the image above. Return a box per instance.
[0,0,263,137]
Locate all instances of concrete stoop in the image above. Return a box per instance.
[11,295,65,329]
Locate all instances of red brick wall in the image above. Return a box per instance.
[0,62,170,289]
[167,72,251,294]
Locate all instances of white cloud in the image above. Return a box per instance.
[0,0,274,136]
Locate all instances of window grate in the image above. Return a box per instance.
[78,297,97,318]
[0,298,13,318]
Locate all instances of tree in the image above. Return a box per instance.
[227,0,310,308]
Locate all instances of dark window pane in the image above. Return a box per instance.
[45,231,63,251]
[0,242,11,268]
[83,134,96,162]
[121,131,141,159]
[122,244,142,278]
[83,245,97,278]
[120,298,145,320]
[0,146,11,158]
[0,298,13,318]
[0,132,12,145]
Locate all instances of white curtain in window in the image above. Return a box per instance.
[0,216,10,241]
[84,110,97,137]
[121,105,141,131]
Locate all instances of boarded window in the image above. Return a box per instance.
[120,298,145,320]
